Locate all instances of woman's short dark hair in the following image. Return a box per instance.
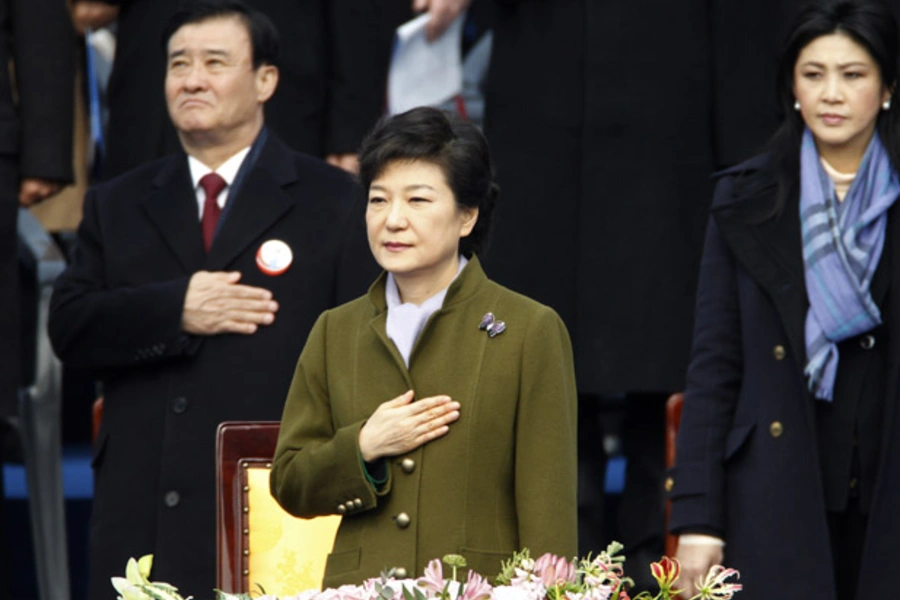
[358,107,500,258]
[768,0,900,214]
[162,0,280,70]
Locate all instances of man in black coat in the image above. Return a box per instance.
[0,1,73,598]
[93,0,360,178]
[48,3,375,598]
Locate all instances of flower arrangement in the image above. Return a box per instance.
[112,543,741,600]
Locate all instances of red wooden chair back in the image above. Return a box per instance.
[215,421,340,595]
[92,397,103,443]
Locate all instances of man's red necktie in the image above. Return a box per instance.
[200,172,227,253]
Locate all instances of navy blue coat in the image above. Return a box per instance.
[668,155,900,599]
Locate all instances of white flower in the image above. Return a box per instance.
[110,555,188,600]
[490,585,541,600]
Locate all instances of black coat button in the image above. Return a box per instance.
[164,491,180,508]
[860,335,875,350]
[172,397,188,414]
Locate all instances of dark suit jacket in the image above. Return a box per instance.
[668,155,900,599]
[483,0,713,394]
[48,133,377,600]
[101,0,332,178]
[0,0,73,419]
[325,0,412,155]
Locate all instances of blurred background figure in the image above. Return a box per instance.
[481,0,715,579]
[0,0,74,598]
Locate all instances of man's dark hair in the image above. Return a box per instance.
[358,107,500,259]
[161,0,281,69]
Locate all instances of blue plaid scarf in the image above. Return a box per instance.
[801,128,900,400]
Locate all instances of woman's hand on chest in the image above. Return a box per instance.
[358,390,461,461]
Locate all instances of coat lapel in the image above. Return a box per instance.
[365,273,415,389]
[140,155,207,272]
[714,171,809,377]
[205,136,298,270]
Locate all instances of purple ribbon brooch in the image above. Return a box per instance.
[478,312,506,338]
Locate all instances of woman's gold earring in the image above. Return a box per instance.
[884,99,892,110]
[794,101,801,111]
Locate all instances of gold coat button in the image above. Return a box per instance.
[353,498,363,509]
[770,421,784,438]
[664,477,674,493]
[773,345,786,360]
[395,512,411,528]
[395,568,408,579]
[849,477,858,489]
[343,501,355,513]
[336,503,347,514]
[400,458,416,474]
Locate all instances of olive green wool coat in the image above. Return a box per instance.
[270,258,578,587]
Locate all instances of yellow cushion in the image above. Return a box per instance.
[246,466,342,594]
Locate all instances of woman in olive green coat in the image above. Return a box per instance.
[270,107,578,588]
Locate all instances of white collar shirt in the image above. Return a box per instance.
[188,146,252,220]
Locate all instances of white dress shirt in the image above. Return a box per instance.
[188,146,252,220]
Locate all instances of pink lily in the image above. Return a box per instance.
[460,570,492,600]
[418,559,445,593]
[694,565,743,600]
[534,553,576,587]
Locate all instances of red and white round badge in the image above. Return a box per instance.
[256,239,293,276]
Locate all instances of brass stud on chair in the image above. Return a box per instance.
[243,485,249,492]
[243,528,249,535]
[243,569,249,576]
[243,506,249,513]
[243,549,249,556]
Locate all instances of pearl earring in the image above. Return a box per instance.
[884,99,892,110]
[794,100,801,111]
